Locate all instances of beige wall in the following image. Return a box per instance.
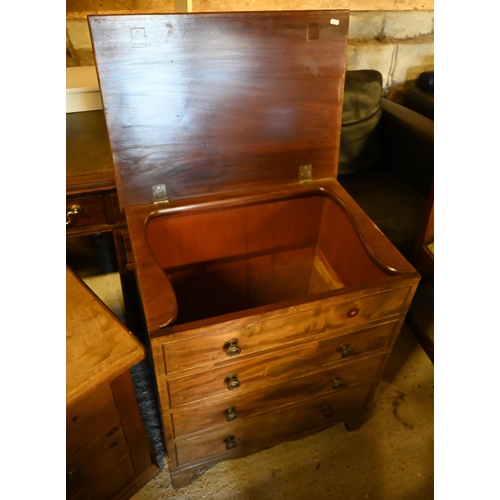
[67,0,175,16]
[67,0,433,16]
[66,2,433,91]
[192,0,433,12]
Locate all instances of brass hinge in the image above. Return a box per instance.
[299,164,313,183]
[152,184,170,206]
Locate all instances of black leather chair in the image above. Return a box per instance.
[402,71,434,121]
[338,70,434,275]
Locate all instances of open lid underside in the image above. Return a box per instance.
[89,11,349,208]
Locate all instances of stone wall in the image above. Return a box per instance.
[66,3,433,92]
[67,0,433,14]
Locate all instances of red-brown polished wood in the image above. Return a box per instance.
[89,11,349,207]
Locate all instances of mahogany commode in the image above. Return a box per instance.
[89,10,420,488]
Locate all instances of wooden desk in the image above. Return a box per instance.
[66,111,139,331]
[66,267,158,500]
[66,110,122,234]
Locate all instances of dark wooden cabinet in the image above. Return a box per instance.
[89,11,421,489]
[66,110,143,330]
[66,110,126,235]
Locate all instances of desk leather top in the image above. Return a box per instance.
[66,266,145,406]
[66,110,115,190]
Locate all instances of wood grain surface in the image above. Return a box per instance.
[66,266,145,406]
[89,11,349,207]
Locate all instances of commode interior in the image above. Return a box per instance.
[145,194,388,326]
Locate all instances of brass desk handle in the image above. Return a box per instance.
[66,205,83,225]
[225,374,241,391]
[339,343,353,358]
[224,406,239,422]
[224,338,241,357]
[330,376,344,390]
[224,435,237,450]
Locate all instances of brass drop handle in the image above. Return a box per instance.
[224,435,237,450]
[224,406,239,422]
[339,343,353,358]
[66,205,83,225]
[224,374,241,391]
[322,404,334,419]
[224,338,241,357]
[330,376,344,390]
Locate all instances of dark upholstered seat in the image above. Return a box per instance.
[338,70,434,270]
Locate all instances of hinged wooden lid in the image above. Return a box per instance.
[89,11,349,208]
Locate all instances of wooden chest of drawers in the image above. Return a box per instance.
[89,11,420,488]
[147,269,416,487]
[66,268,158,499]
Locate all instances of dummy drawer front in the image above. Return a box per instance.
[174,383,373,466]
[163,286,411,374]
[167,321,397,407]
[66,383,119,456]
[66,420,128,499]
[171,352,385,438]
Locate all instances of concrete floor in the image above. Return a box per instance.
[81,270,434,500]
